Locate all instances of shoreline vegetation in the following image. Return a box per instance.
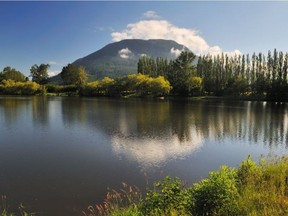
[84,155,288,216]
[0,49,288,102]
[2,156,288,215]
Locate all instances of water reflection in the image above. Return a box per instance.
[111,100,205,167]
[58,98,288,167]
[5,97,282,165]
[111,128,203,168]
[2,97,287,158]
[0,96,31,125]
[31,96,49,127]
[61,97,87,127]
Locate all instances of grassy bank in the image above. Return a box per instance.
[83,156,288,216]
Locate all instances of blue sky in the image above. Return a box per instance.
[1,1,288,77]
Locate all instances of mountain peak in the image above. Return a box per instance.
[73,39,189,80]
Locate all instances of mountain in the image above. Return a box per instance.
[72,39,189,80]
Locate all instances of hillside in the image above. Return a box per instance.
[72,39,189,80]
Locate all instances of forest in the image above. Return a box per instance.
[137,49,288,101]
[0,49,287,101]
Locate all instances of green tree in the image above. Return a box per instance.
[187,76,202,96]
[61,64,88,89]
[1,67,26,82]
[138,56,171,78]
[75,66,88,89]
[61,64,79,85]
[168,51,196,95]
[137,56,155,76]
[127,73,150,96]
[30,64,49,84]
[150,76,171,97]
[226,76,249,96]
[30,64,49,94]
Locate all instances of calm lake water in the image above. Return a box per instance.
[0,96,287,215]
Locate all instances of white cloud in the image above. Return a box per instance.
[48,61,57,65]
[48,70,61,77]
[225,49,242,56]
[119,48,132,59]
[170,47,185,58]
[143,11,161,19]
[111,19,241,56]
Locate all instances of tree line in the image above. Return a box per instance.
[0,49,287,101]
[197,49,288,100]
[0,63,171,97]
[138,52,202,96]
[137,49,288,101]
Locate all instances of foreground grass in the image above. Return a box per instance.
[0,196,32,216]
[83,156,288,216]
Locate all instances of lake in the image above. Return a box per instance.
[0,96,287,215]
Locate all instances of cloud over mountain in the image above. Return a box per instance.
[111,11,241,56]
[48,70,61,77]
[119,48,132,59]
[170,47,185,57]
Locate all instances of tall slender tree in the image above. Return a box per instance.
[168,51,197,95]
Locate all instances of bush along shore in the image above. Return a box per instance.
[83,156,288,216]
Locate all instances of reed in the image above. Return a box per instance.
[0,196,32,216]
[82,182,142,216]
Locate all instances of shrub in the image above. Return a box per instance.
[236,156,288,215]
[192,166,239,215]
[0,79,40,95]
[140,176,192,215]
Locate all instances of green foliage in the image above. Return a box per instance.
[61,64,79,85]
[140,176,192,215]
[137,56,171,78]
[61,64,88,88]
[192,166,239,215]
[90,156,288,216]
[237,155,261,187]
[236,156,288,215]
[0,79,40,95]
[197,49,288,101]
[81,77,115,96]
[77,66,88,88]
[46,84,78,95]
[187,76,202,96]
[168,51,197,95]
[0,67,26,82]
[81,74,171,97]
[226,76,249,96]
[149,76,171,97]
[30,64,50,84]
[126,74,171,97]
